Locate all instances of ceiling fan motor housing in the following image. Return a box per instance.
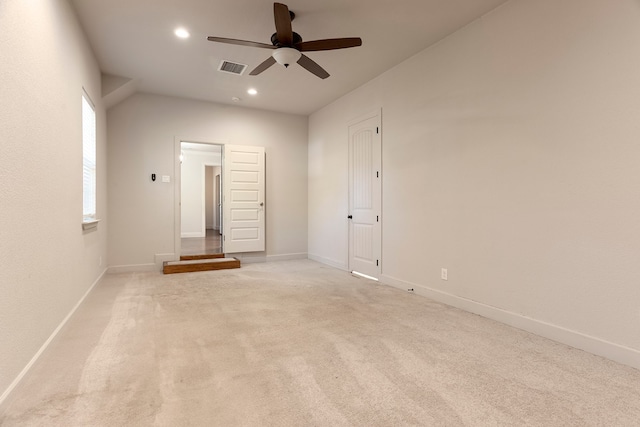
[271,32,303,47]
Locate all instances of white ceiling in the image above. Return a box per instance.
[70,0,509,115]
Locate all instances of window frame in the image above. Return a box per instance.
[82,90,98,229]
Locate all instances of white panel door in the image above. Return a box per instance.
[348,114,381,278]
[223,145,265,253]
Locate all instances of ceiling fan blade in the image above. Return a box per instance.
[296,38,362,52]
[207,36,275,50]
[273,3,293,46]
[249,56,277,75]
[297,54,330,79]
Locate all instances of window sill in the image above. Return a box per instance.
[82,218,100,231]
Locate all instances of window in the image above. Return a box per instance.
[82,91,97,224]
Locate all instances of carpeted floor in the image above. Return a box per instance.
[1,260,639,426]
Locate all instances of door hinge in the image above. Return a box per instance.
[376,260,379,266]
[376,171,379,178]
[376,127,379,134]
[377,216,379,222]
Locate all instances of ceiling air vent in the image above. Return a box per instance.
[218,60,247,75]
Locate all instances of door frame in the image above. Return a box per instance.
[173,138,225,260]
[215,173,222,232]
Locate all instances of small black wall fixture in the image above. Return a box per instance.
[151,174,156,181]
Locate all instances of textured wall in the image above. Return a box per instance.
[0,0,107,402]
[309,0,640,365]
[107,93,308,268]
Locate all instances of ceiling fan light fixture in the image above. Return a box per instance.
[272,47,301,68]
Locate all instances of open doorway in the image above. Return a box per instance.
[179,142,223,257]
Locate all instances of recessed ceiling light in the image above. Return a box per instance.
[174,28,190,39]
[247,88,258,96]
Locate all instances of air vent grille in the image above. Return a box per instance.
[218,61,247,75]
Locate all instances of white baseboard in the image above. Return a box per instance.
[0,268,107,408]
[107,263,157,273]
[181,232,204,238]
[228,252,307,264]
[380,273,640,371]
[154,253,176,270]
[308,254,348,271]
[266,252,307,262]
[240,257,266,264]
[233,253,266,263]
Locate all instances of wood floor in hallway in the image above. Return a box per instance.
[181,229,222,256]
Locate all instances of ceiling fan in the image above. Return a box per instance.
[207,2,362,79]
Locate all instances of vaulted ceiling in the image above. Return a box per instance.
[70,0,509,115]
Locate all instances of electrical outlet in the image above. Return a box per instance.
[441,268,448,281]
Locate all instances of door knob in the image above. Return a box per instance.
[260,202,264,206]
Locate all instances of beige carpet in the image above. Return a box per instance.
[1,260,639,426]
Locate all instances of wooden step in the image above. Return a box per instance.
[180,253,225,261]
[163,257,240,274]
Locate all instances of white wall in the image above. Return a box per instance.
[309,0,640,368]
[0,0,107,403]
[108,93,308,268]
[181,150,220,238]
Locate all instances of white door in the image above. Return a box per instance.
[348,114,381,278]
[223,145,265,253]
